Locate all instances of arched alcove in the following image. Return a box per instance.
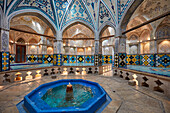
[62,22,94,55]
[156,24,170,53]
[127,34,139,54]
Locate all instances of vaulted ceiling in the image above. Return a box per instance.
[1,0,137,31]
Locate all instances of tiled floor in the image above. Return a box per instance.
[0,73,170,113]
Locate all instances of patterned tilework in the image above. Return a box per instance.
[53,54,57,66]
[11,0,54,20]
[27,55,38,63]
[102,55,112,64]
[94,55,98,66]
[6,0,13,9]
[10,54,15,64]
[117,0,131,22]
[85,0,98,21]
[37,55,43,63]
[140,54,155,67]
[114,53,119,68]
[1,52,10,71]
[98,54,103,66]
[91,55,94,63]
[63,55,69,63]
[69,55,77,63]
[0,0,4,9]
[102,0,116,20]
[77,55,84,63]
[0,53,1,71]
[119,53,127,68]
[85,55,92,63]
[156,54,170,68]
[53,54,62,66]
[99,1,115,28]
[62,0,93,29]
[57,54,62,66]
[126,54,139,65]
[43,55,53,64]
[7,0,13,6]
[54,0,69,26]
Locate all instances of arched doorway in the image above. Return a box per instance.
[16,38,26,63]
[100,26,115,65]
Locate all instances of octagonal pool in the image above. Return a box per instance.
[24,79,110,113]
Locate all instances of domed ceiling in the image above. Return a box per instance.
[0,0,139,32]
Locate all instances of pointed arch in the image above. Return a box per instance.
[61,0,94,30]
[17,38,25,44]
[99,21,116,37]
[72,33,89,38]
[119,0,144,31]
[155,16,170,38]
[7,9,57,35]
[61,20,95,33]
[100,0,117,25]
[98,1,116,29]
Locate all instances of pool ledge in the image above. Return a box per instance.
[21,79,111,113]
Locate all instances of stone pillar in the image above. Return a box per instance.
[154,40,157,54]
[0,13,10,71]
[13,43,16,54]
[26,44,29,55]
[0,26,10,71]
[94,30,102,66]
[40,36,47,54]
[114,27,127,68]
[138,43,140,54]
[53,31,63,66]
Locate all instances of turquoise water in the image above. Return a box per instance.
[127,65,170,77]
[63,63,94,66]
[10,63,53,70]
[41,84,93,108]
[10,63,93,70]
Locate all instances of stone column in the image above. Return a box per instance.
[114,27,127,68]
[26,44,29,55]
[53,31,63,66]
[40,36,47,54]
[94,30,102,66]
[138,43,140,54]
[0,14,10,71]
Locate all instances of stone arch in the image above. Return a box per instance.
[127,33,140,54]
[119,0,144,31]
[44,27,54,36]
[11,25,40,43]
[72,33,89,38]
[61,20,95,34]
[140,29,151,41]
[155,24,170,39]
[128,33,139,40]
[8,9,57,35]
[17,38,25,44]
[28,38,39,44]
[129,34,139,41]
[99,22,116,37]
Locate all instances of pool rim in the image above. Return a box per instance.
[24,79,107,113]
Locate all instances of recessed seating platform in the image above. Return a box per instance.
[127,65,170,77]
[113,67,170,99]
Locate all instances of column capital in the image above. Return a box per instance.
[94,30,100,40]
[0,13,10,30]
[56,30,62,40]
[54,39,63,42]
[115,26,122,37]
